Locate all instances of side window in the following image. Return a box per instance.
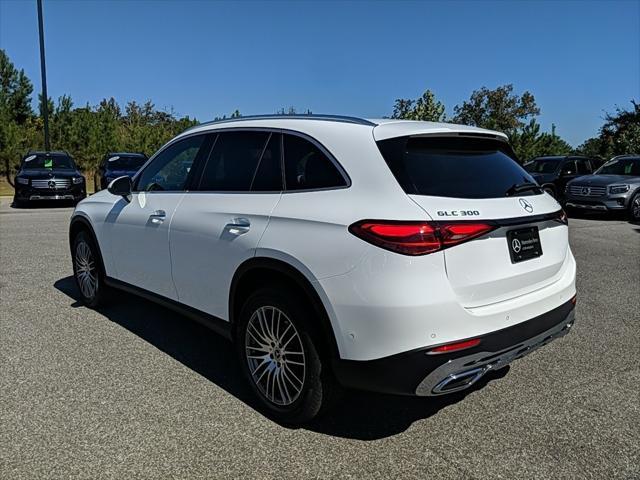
[561,160,576,175]
[251,133,283,191]
[198,131,269,191]
[136,135,205,192]
[576,159,590,174]
[283,134,346,190]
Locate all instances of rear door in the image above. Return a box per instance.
[169,130,283,319]
[375,135,568,307]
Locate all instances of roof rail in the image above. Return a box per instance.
[183,114,377,133]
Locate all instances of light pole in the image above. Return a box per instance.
[37,0,50,151]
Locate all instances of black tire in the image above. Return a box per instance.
[629,192,640,222]
[12,199,25,208]
[71,230,110,308]
[236,286,338,424]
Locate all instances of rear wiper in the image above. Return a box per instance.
[506,182,541,196]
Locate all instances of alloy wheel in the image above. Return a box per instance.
[633,196,640,220]
[75,240,98,299]
[245,306,306,406]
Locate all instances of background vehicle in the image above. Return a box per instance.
[69,115,576,423]
[97,152,147,191]
[13,151,86,207]
[565,154,640,220]
[523,155,601,199]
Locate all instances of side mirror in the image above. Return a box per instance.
[107,176,132,200]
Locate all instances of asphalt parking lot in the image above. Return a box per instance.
[0,198,638,479]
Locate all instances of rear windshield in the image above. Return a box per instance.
[22,154,75,170]
[106,155,147,170]
[524,158,561,174]
[376,136,538,198]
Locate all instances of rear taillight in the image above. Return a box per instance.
[349,220,496,256]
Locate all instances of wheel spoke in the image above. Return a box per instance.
[245,305,305,406]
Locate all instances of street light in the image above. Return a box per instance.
[37,0,50,152]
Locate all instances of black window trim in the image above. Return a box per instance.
[280,129,351,193]
[167,127,352,194]
[131,131,212,194]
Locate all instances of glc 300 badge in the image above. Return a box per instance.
[519,198,534,213]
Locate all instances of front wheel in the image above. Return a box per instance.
[72,230,109,308]
[236,287,337,424]
[630,192,640,222]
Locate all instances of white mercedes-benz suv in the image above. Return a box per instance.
[69,115,576,423]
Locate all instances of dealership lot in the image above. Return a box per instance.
[0,199,638,479]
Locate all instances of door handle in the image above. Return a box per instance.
[149,209,166,224]
[225,217,251,235]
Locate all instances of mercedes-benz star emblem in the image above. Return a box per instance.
[512,238,522,253]
[519,198,534,213]
[581,187,590,195]
[48,180,57,189]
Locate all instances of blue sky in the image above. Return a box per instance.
[1,0,638,146]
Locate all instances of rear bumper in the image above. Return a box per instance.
[332,299,575,396]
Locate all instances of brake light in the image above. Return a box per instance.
[428,338,481,355]
[349,221,495,256]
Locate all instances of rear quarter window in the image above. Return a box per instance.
[376,136,538,199]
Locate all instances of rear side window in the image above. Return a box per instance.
[251,133,282,191]
[376,136,538,199]
[283,134,346,191]
[198,131,270,191]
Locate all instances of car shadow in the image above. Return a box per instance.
[54,275,510,440]
[11,200,76,209]
[567,209,629,221]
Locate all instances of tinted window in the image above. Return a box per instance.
[22,154,75,170]
[105,155,147,171]
[283,134,346,190]
[523,158,561,174]
[136,135,204,191]
[198,131,270,191]
[596,157,640,176]
[251,133,282,191]
[561,160,576,175]
[376,136,538,199]
[575,159,590,174]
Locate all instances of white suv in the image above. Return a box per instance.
[69,115,577,423]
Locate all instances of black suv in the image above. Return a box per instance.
[523,155,601,199]
[97,152,147,191]
[13,151,86,207]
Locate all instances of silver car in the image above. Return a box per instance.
[565,155,640,221]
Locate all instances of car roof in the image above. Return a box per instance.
[105,152,147,157]
[180,114,508,142]
[24,150,71,157]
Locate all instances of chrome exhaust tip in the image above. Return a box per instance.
[432,366,488,394]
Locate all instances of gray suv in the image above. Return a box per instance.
[565,155,640,220]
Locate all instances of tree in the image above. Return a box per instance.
[510,120,572,161]
[391,90,446,121]
[452,84,539,134]
[576,100,639,159]
[0,49,34,124]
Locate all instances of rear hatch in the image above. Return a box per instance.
[375,133,568,308]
